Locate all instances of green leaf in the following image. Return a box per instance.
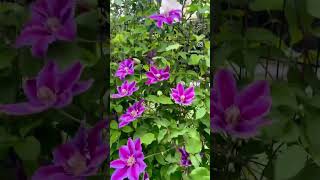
[249,0,284,11]
[190,154,200,168]
[195,107,206,119]
[158,129,167,143]
[188,54,202,65]
[110,130,121,145]
[121,126,133,133]
[146,95,173,104]
[190,167,210,180]
[14,136,40,161]
[141,133,155,146]
[274,145,307,180]
[271,83,297,109]
[185,130,202,154]
[307,0,320,18]
[165,44,182,51]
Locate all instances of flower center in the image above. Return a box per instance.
[37,86,56,104]
[121,89,127,95]
[180,95,186,102]
[46,17,61,32]
[127,156,136,167]
[124,67,129,72]
[225,106,240,125]
[66,152,87,176]
[130,110,137,117]
[155,73,161,79]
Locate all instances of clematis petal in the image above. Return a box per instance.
[32,165,71,180]
[15,26,50,47]
[71,79,94,95]
[56,20,76,41]
[134,138,142,152]
[236,80,270,110]
[52,143,77,165]
[53,91,73,108]
[241,97,272,121]
[0,102,47,116]
[127,138,135,154]
[37,61,57,91]
[89,146,108,167]
[58,62,83,92]
[31,36,54,58]
[110,159,126,169]
[111,167,128,180]
[214,69,237,109]
[119,146,130,160]
[176,83,184,95]
[88,120,107,153]
[128,164,139,180]
[23,79,40,105]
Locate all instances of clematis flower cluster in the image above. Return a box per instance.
[111,138,147,180]
[32,120,108,180]
[149,0,183,28]
[15,0,77,58]
[0,61,93,115]
[211,69,272,138]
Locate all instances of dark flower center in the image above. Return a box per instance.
[37,86,56,104]
[47,17,61,32]
[225,106,240,125]
[66,152,87,176]
[127,156,136,167]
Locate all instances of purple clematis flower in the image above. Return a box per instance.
[15,0,77,58]
[111,81,139,99]
[0,61,93,116]
[178,147,192,167]
[32,120,108,180]
[119,100,145,128]
[170,83,195,106]
[212,69,272,138]
[115,58,135,80]
[110,138,147,180]
[144,172,149,180]
[149,0,182,28]
[145,65,170,85]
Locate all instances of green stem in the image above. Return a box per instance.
[57,110,82,124]
[144,147,176,159]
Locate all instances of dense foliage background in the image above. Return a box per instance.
[0,0,108,179]
[213,0,320,179]
[110,0,210,179]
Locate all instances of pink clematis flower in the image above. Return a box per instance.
[119,100,145,128]
[0,61,93,116]
[212,69,272,138]
[15,0,77,58]
[170,83,195,106]
[32,120,108,180]
[149,0,182,28]
[111,81,139,99]
[145,65,170,85]
[111,138,147,180]
[115,58,135,80]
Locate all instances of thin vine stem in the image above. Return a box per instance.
[144,146,176,159]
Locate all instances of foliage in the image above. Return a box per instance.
[110,0,210,179]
